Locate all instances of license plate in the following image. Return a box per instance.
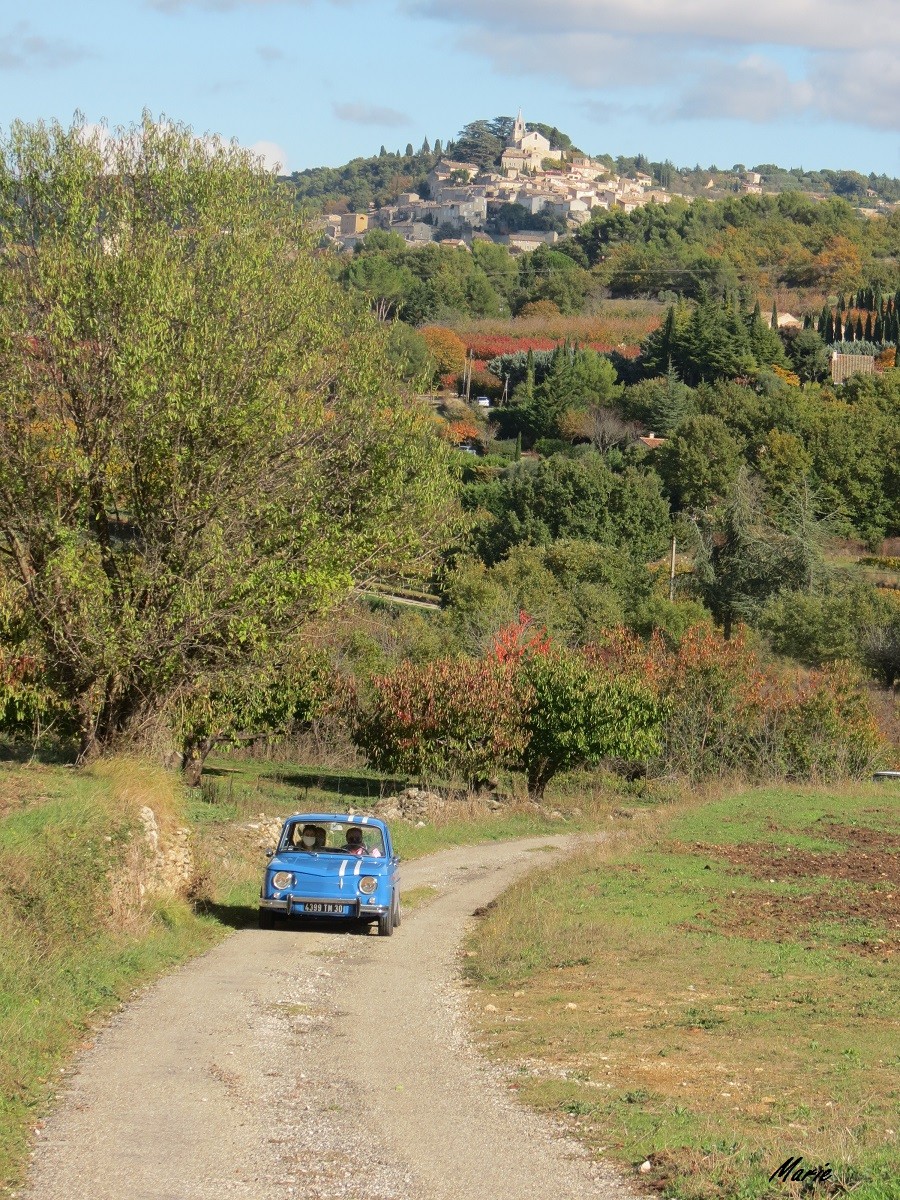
[302,902,346,914]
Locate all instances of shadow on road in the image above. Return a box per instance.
[196,900,378,935]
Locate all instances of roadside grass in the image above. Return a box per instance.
[466,783,900,1200]
[0,762,226,1194]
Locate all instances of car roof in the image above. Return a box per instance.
[284,813,390,833]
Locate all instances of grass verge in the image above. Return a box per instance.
[466,782,900,1200]
[0,761,227,1194]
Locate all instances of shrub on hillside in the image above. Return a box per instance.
[591,625,884,781]
[353,655,525,788]
[419,326,467,377]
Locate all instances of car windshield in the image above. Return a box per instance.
[280,820,386,857]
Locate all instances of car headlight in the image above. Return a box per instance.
[359,876,377,895]
[272,871,294,890]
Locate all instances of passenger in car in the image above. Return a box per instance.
[297,824,321,850]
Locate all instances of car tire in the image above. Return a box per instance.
[258,908,276,930]
[377,901,394,937]
[392,893,401,928]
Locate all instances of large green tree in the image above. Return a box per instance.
[0,116,457,764]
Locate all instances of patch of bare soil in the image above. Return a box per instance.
[675,824,900,956]
[676,820,900,885]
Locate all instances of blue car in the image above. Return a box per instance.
[258,814,400,936]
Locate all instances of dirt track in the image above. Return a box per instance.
[23,836,636,1200]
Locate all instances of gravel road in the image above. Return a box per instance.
[24,835,637,1200]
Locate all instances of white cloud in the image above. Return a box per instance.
[0,21,92,70]
[249,139,288,171]
[409,0,900,54]
[674,56,814,123]
[808,49,900,130]
[332,102,410,127]
[408,0,900,133]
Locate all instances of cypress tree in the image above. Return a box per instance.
[857,288,865,309]
[834,313,843,342]
[514,431,522,462]
[865,312,873,340]
[838,293,846,312]
[421,137,431,154]
[825,312,835,343]
[875,285,884,315]
[803,312,812,331]
[875,313,883,341]
[379,145,387,157]
[818,304,829,336]
[844,316,853,343]
[856,315,864,341]
[405,143,414,157]
[434,139,442,155]
[771,300,778,330]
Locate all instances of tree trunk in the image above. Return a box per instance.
[526,759,551,800]
[182,737,215,788]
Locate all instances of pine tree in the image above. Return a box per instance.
[648,366,694,434]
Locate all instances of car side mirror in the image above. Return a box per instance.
[265,848,275,858]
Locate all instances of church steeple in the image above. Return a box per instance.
[513,108,525,143]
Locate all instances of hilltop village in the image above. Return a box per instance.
[323,110,707,252]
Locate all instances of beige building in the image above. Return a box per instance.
[500,110,553,175]
[339,212,369,235]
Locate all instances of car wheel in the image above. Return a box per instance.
[392,892,401,928]
[258,908,276,930]
[377,902,394,937]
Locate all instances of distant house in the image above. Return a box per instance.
[767,312,802,330]
[831,353,876,384]
[638,434,666,449]
[502,230,560,251]
[340,212,369,235]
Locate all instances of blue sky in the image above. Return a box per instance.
[3,0,900,177]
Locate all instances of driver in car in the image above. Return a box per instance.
[343,827,366,856]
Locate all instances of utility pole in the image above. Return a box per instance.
[668,534,677,602]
